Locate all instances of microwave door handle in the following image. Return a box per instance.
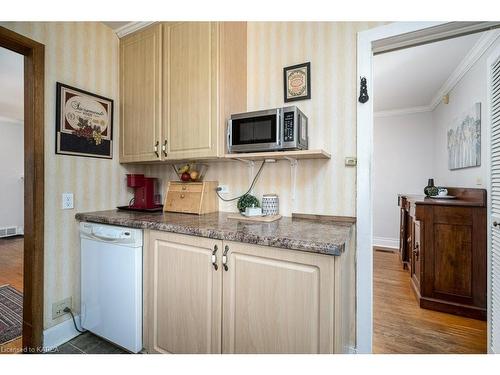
[227,120,232,153]
[277,109,282,146]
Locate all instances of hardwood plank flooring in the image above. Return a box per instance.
[373,248,487,353]
[0,236,23,354]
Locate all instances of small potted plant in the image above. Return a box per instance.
[237,194,260,213]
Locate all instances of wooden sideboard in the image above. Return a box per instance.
[398,188,487,320]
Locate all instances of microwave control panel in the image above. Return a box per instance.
[283,111,295,142]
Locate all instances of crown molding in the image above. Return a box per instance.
[429,29,500,110]
[114,22,156,38]
[374,105,432,118]
[376,29,500,117]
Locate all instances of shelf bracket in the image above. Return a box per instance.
[284,157,298,203]
[235,158,256,194]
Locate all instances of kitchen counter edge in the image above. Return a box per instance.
[75,210,355,257]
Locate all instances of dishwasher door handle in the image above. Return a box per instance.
[89,234,120,242]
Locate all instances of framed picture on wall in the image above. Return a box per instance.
[447,102,481,170]
[283,62,311,102]
[55,82,114,159]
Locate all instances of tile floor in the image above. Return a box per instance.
[48,332,128,354]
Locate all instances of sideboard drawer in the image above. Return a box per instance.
[433,206,472,226]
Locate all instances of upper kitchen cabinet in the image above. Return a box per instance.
[120,24,162,163]
[119,22,247,163]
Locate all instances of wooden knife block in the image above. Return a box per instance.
[164,181,218,215]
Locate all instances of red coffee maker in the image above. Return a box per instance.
[120,174,162,211]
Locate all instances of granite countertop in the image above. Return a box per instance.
[75,210,355,256]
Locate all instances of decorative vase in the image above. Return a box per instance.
[424,178,438,197]
[262,194,279,216]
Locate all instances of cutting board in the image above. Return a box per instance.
[227,213,282,223]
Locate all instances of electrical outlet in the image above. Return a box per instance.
[62,192,74,209]
[218,185,229,193]
[52,297,72,320]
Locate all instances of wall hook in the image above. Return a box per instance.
[358,77,369,103]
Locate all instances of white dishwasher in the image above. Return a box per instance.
[80,222,143,353]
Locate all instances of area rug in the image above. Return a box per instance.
[0,285,23,345]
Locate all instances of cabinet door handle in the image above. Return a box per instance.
[413,243,419,260]
[154,141,159,158]
[180,194,185,199]
[162,139,168,157]
[211,245,218,271]
[494,221,499,227]
[222,245,229,271]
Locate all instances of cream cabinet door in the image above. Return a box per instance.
[145,231,222,353]
[163,22,219,160]
[221,241,336,353]
[120,24,162,163]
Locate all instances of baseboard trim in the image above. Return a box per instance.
[373,236,399,250]
[42,315,81,351]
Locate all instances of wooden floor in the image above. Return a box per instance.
[0,236,23,354]
[373,248,487,353]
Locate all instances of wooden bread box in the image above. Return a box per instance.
[164,181,218,215]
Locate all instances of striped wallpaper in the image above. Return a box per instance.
[0,21,383,331]
[146,22,384,216]
[0,22,139,330]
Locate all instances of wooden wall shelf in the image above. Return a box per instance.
[224,149,331,161]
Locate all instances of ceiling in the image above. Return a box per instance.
[374,32,484,113]
[0,47,24,123]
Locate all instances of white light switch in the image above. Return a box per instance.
[62,193,74,209]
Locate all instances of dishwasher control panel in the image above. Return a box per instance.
[80,222,143,246]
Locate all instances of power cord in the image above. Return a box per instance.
[215,160,266,202]
[63,307,86,334]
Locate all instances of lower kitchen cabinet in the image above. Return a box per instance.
[144,230,355,354]
[221,240,335,354]
[144,231,222,353]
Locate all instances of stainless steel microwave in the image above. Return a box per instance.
[227,106,308,153]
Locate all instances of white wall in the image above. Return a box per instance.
[373,112,434,247]
[0,119,24,232]
[431,37,500,189]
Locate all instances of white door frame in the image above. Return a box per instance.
[355,21,478,353]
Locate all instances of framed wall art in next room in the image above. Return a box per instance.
[55,82,114,159]
[283,62,311,102]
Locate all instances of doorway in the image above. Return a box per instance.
[372,32,491,353]
[0,46,24,353]
[0,26,44,353]
[356,21,500,353]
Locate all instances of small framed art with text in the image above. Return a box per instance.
[283,62,311,102]
[55,82,114,159]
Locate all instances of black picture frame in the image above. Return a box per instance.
[283,62,311,102]
[55,82,114,159]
